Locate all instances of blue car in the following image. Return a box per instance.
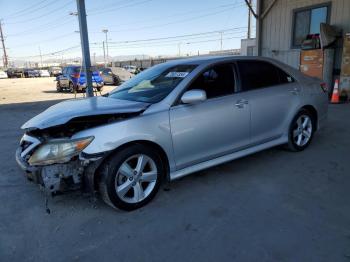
[56,66,104,93]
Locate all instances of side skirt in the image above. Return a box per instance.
[169,136,287,181]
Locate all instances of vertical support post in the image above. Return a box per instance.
[102,41,106,66]
[247,0,252,39]
[39,46,43,67]
[76,0,93,97]
[105,32,109,65]
[256,0,263,56]
[0,20,8,69]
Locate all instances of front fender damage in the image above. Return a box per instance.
[18,112,140,195]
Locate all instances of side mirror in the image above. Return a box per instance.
[181,89,207,104]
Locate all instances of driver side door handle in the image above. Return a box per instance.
[235,99,249,108]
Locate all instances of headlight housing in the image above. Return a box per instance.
[28,136,94,166]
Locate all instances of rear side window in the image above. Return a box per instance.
[237,61,293,91]
[188,64,235,99]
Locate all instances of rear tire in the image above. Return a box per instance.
[113,76,121,86]
[69,82,75,93]
[287,109,315,151]
[98,144,163,211]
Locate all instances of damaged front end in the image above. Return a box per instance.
[16,132,99,194]
[16,96,150,194]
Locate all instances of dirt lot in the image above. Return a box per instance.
[0,77,116,105]
[0,78,350,261]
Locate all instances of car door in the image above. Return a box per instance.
[169,63,251,170]
[236,60,300,145]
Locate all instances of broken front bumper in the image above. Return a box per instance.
[16,134,107,194]
[16,147,84,192]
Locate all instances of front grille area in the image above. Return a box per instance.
[21,140,33,152]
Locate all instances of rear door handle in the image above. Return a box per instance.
[235,99,248,108]
[290,87,301,95]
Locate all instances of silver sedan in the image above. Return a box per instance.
[16,56,328,210]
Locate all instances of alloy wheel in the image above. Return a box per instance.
[115,154,158,204]
[293,115,313,147]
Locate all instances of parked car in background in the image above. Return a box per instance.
[39,70,50,77]
[24,69,40,78]
[123,65,137,74]
[7,68,23,78]
[16,56,328,211]
[48,66,62,77]
[0,70,8,79]
[99,67,122,85]
[56,66,104,92]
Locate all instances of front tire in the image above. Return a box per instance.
[287,109,315,151]
[56,81,62,92]
[98,144,163,211]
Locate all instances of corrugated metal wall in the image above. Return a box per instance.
[260,0,350,69]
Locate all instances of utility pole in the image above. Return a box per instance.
[247,0,252,39]
[0,20,9,69]
[177,42,181,57]
[102,29,109,66]
[220,31,223,51]
[102,41,106,66]
[76,0,93,97]
[38,46,43,67]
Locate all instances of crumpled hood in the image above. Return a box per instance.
[22,96,150,130]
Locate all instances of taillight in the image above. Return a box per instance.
[71,73,80,78]
[320,82,328,93]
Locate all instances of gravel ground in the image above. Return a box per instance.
[0,77,116,105]
[0,78,350,262]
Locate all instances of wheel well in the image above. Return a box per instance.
[93,140,170,189]
[301,105,318,130]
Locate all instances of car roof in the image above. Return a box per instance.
[162,55,287,65]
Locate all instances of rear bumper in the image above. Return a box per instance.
[77,82,104,90]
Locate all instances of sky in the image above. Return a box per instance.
[0,0,256,63]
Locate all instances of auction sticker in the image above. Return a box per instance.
[165,72,189,78]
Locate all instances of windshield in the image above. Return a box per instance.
[108,63,197,103]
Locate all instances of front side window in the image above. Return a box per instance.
[109,64,197,103]
[187,64,235,99]
[292,4,330,48]
[237,61,293,91]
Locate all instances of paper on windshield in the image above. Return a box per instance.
[165,72,189,78]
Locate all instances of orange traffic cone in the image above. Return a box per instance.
[331,79,340,104]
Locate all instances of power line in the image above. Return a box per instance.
[101,34,246,49]
[6,17,76,37]
[2,0,50,19]
[9,25,251,59]
[103,4,246,34]
[90,36,245,51]
[88,0,154,16]
[106,27,248,45]
[89,2,243,34]
[11,44,81,59]
[4,0,73,25]
[10,32,77,48]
